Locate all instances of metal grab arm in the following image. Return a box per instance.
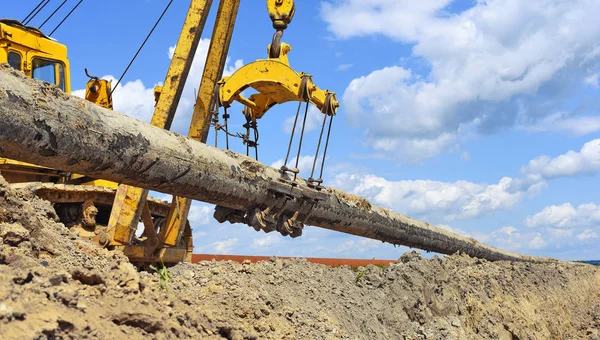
[218,45,339,119]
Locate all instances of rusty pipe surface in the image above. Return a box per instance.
[0,65,551,263]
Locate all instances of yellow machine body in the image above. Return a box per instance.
[0,18,191,265]
[85,77,113,110]
[0,0,336,266]
[0,19,113,185]
[0,19,71,93]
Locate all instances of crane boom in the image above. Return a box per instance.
[106,0,214,261]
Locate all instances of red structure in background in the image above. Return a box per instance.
[192,254,396,267]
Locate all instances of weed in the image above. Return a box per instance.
[355,270,365,283]
[149,259,173,291]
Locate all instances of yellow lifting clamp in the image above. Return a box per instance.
[218,42,339,120]
[206,0,340,241]
[212,0,340,186]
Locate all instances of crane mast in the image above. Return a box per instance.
[106,0,338,264]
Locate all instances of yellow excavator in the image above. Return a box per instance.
[0,0,338,266]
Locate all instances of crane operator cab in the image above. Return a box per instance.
[0,19,71,93]
[0,19,112,109]
[0,18,191,266]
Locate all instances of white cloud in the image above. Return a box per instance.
[522,139,600,178]
[282,105,326,135]
[584,73,599,88]
[321,0,600,161]
[461,152,471,162]
[74,39,243,133]
[486,226,547,251]
[331,173,544,221]
[271,155,316,179]
[490,226,524,250]
[335,63,353,71]
[252,234,281,248]
[526,202,600,229]
[167,40,243,133]
[73,76,156,123]
[321,0,451,41]
[317,238,382,255]
[187,203,213,226]
[528,233,547,249]
[212,238,238,254]
[520,113,600,136]
[436,224,470,237]
[577,229,598,241]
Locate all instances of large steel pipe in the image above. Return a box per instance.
[0,65,549,262]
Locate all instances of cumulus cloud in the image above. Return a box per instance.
[252,234,281,248]
[584,73,599,88]
[436,224,470,237]
[440,222,600,252]
[317,238,383,255]
[520,113,600,136]
[74,39,243,133]
[490,226,524,251]
[321,0,600,161]
[72,76,156,123]
[436,200,599,252]
[282,105,326,135]
[330,173,544,221]
[271,155,316,178]
[485,226,547,251]
[167,40,243,133]
[526,202,600,229]
[212,238,238,254]
[577,229,598,241]
[521,139,600,178]
[528,233,548,250]
[187,203,213,226]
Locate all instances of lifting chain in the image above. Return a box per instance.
[242,107,260,160]
[210,86,260,161]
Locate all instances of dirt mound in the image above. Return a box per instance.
[0,175,599,339]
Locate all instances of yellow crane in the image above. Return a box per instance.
[0,0,338,266]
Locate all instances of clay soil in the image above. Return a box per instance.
[0,175,599,340]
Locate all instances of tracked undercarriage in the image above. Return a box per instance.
[4,180,193,267]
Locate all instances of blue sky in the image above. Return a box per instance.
[6,0,600,260]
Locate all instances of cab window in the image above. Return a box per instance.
[32,58,66,92]
[8,52,21,70]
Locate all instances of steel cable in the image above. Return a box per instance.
[49,0,84,36]
[39,0,68,30]
[309,112,328,181]
[24,0,50,26]
[109,0,174,98]
[22,0,47,23]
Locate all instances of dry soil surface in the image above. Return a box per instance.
[0,175,599,340]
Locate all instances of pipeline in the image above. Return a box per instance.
[0,64,552,263]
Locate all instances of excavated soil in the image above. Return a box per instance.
[0,175,599,340]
